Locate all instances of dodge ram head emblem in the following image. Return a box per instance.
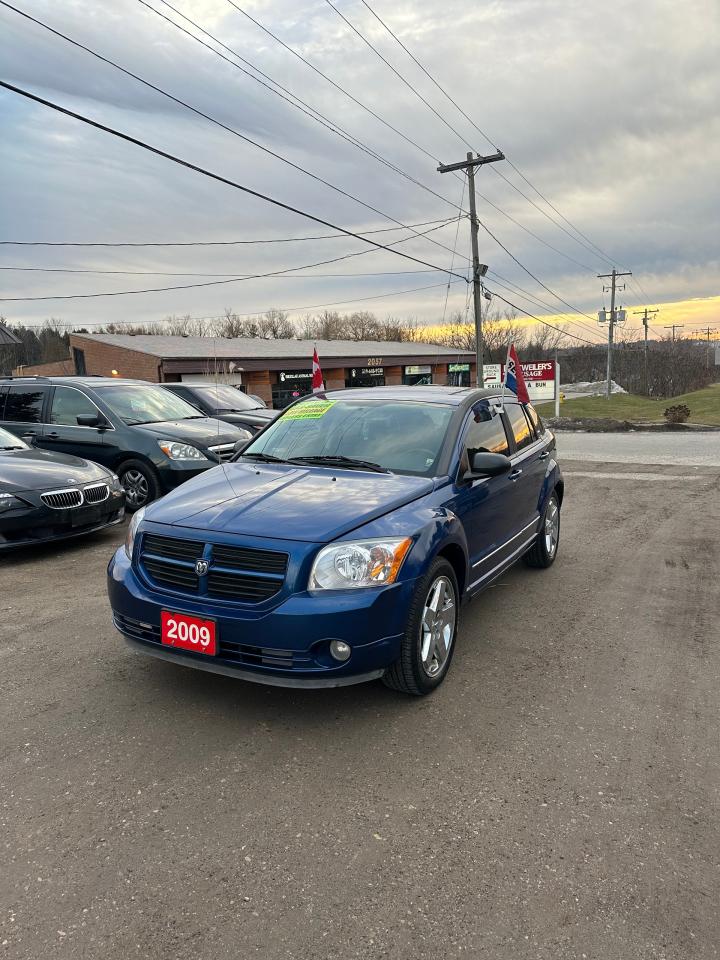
[195,560,209,576]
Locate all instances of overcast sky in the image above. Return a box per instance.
[1,0,718,343]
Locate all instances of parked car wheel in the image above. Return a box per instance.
[383,558,459,696]
[118,459,159,512]
[524,492,560,568]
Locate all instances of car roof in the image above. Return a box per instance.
[322,385,502,407]
[0,376,158,387]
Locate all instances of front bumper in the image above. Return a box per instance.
[108,547,413,687]
[0,498,125,551]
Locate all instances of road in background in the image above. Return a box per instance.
[557,430,720,466]
[2,460,719,959]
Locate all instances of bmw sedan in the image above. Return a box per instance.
[108,386,563,695]
[0,426,125,550]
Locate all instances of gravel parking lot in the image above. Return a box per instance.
[2,447,719,959]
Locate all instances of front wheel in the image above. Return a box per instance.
[118,459,160,512]
[382,558,459,696]
[524,491,560,568]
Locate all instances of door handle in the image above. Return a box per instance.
[509,468,523,480]
[46,432,59,439]
[539,451,550,460]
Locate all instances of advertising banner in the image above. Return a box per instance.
[482,360,556,402]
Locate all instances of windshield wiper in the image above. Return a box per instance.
[0,445,24,450]
[287,455,390,474]
[241,451,289,464]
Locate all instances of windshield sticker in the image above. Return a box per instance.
[282,400,336,420]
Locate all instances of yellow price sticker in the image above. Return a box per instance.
[282,400,336,421]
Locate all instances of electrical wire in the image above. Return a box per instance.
[137,0,468,218]
[0,219,463,302]
[0,80,468,283]
[0,217,451,247]
[441,177,467,325]
[0,1,462,262]
[482,286,602,347]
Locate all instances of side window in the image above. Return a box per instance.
[464,407,509,459]
[505,403,534,452]
[50,386,100,425]
[525,403,545,437]
[4,386,46,423]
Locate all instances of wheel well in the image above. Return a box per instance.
[437,543,467,597]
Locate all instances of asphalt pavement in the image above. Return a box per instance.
[2,439,719,959]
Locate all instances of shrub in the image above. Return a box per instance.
[664,404,691,423]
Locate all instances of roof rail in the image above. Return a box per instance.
[0,374,52,382]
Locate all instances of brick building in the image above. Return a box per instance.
[52,334,476,408]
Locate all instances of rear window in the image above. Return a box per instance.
[4,386,45,423]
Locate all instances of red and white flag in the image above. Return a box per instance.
[311,347,325,393]
[502,342,530,404]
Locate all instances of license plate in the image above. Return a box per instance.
[161,611,217,656]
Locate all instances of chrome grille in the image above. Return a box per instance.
[84,482,110,504]
[208,442,236,462]
[41,488,83,509]
[139,534,288,603]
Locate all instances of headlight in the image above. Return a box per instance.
[0,493,24,514]
[309,537,412,591]
[109,473,123,496]
[125,505,146,559]
[157,440,209,461]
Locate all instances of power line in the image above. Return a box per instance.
[18,278,469,330]
[482,287,602,347]
[0,220,464,302]
[0,265,445,278]
[0,1,461,262]
[137,0,468,219]
[0,80,468,282]
[0,217,451,247]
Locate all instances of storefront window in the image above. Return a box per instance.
[402,365,433,386]
[272,370,313,409]
[448,363,471,387]
[345,367,385,388]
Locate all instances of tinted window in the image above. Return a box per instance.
[525,403,545,437]
[506,403,534,451]
[191,385,260,412]
[50,386,100,425]
[94,384,202,425]
[4,386,45,423]
[464,407,509,457]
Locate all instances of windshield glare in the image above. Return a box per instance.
[0,426,29,449]
[243,397,453,476]
[192,385,259,411]
[95,384,203,425]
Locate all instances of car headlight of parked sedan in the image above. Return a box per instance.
[0,492,27,514]
[157,440,209,461]
[125,505,146,559]
[309,537,412,591]
[109,473,124,497]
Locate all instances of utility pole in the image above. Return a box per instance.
[598,269,632,398]
[438,150,504,387]
[663,323,684,343]
[693,326,716,368]
[633,307,659,395]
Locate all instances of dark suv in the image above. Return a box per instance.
[0,377,252,510]
[161,383,277,434]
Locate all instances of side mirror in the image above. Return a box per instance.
[464,451,512,480]
[77,414,105,429]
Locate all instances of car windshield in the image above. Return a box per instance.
[190,385,261,412]
[95,384,204,425]
[242,397,454,476]
[0,425,29,450]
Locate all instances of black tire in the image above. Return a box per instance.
[382,558,459,696]
[524,491,560,569]
[118,459,160,512]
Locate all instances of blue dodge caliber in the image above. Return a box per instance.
[108,387,563,695]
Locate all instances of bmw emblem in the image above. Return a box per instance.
[195,559,209,576]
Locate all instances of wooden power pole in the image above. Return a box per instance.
[633,307,659,394]
[598,269,632,398]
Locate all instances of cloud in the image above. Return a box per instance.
[0,0,717,336]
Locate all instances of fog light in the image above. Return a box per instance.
[329,640,351,662]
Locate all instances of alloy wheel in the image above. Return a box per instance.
[122,470,149,509]
[419,575,456,678]
[545,497,559,557]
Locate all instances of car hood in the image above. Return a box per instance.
[216,409,278,429]
[0,448,109,493]
[145,461,434,542]
[134,418,246,447]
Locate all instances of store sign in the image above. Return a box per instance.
[404,365,432,375]
[448,363,470,372]
[350,367,384,378]
[279,370,312,383]
[366,357,383,366]
[483,360,556,401]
